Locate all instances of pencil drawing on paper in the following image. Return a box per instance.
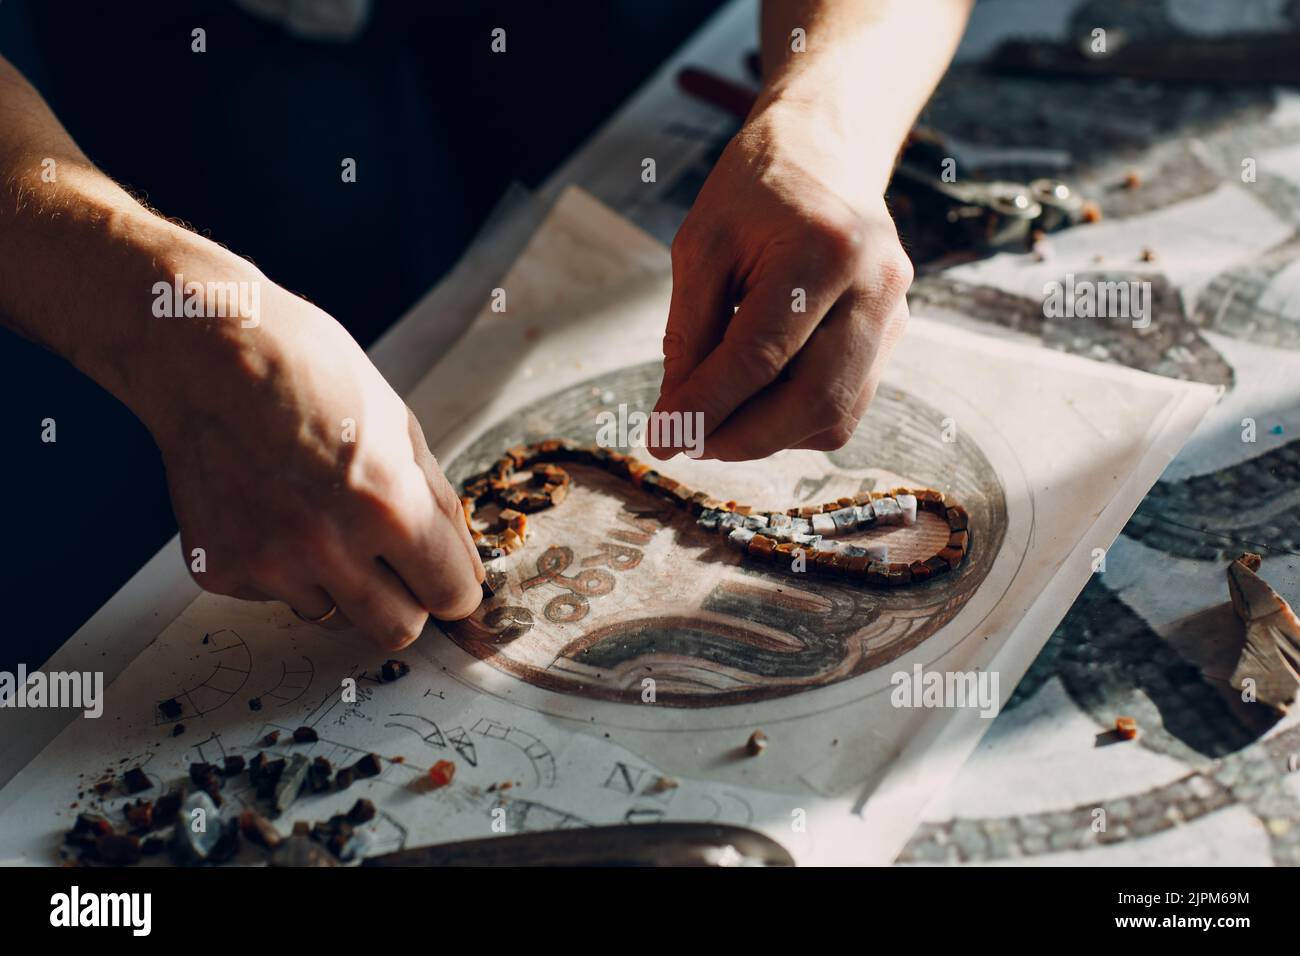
[152,629,252,724]
[254,656,316,709]
[445,361,1010,707]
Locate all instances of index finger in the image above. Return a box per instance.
[651,264,849,456]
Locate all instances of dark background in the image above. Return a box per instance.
[0,0,724,672]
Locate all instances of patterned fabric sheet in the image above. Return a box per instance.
[602,0,1300,864]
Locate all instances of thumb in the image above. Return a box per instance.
[405,405,484,581]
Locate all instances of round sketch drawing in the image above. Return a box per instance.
[444,361,1009,708]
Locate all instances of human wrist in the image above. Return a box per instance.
[47,182,271,440]
[746,78,903,208]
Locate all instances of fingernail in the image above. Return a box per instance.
[388,634,418,652]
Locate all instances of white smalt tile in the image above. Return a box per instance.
[897,494,918,526]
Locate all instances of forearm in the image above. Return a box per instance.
[758,0,972,197]
[0,55,253,429]
[0,62,486,637]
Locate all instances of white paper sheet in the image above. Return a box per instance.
[0,189,1218,865]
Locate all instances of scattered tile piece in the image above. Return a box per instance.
[645,776,679,795]
[428,759,456,788]
[353,753,383,779]
[189,762,223,802]
[123,800,153,831]
[346,798,376,825]
[239,809,282,849]
[122,767,151,795]
[207,820,242,864]
[380,659,410,682]
[273,754,311,814]
[170,791,222,864]
[254,758,286,800]
[308,756,334,793]
[70,813,113,841]
[153,790,183,827]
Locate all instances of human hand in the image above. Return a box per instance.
[651,98,913,461]
[142,254,484,649]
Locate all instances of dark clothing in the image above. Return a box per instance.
[0,0,722,670]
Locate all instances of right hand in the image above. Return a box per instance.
[141,254,484,650]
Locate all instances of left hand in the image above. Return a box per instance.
[650,98,914,461]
